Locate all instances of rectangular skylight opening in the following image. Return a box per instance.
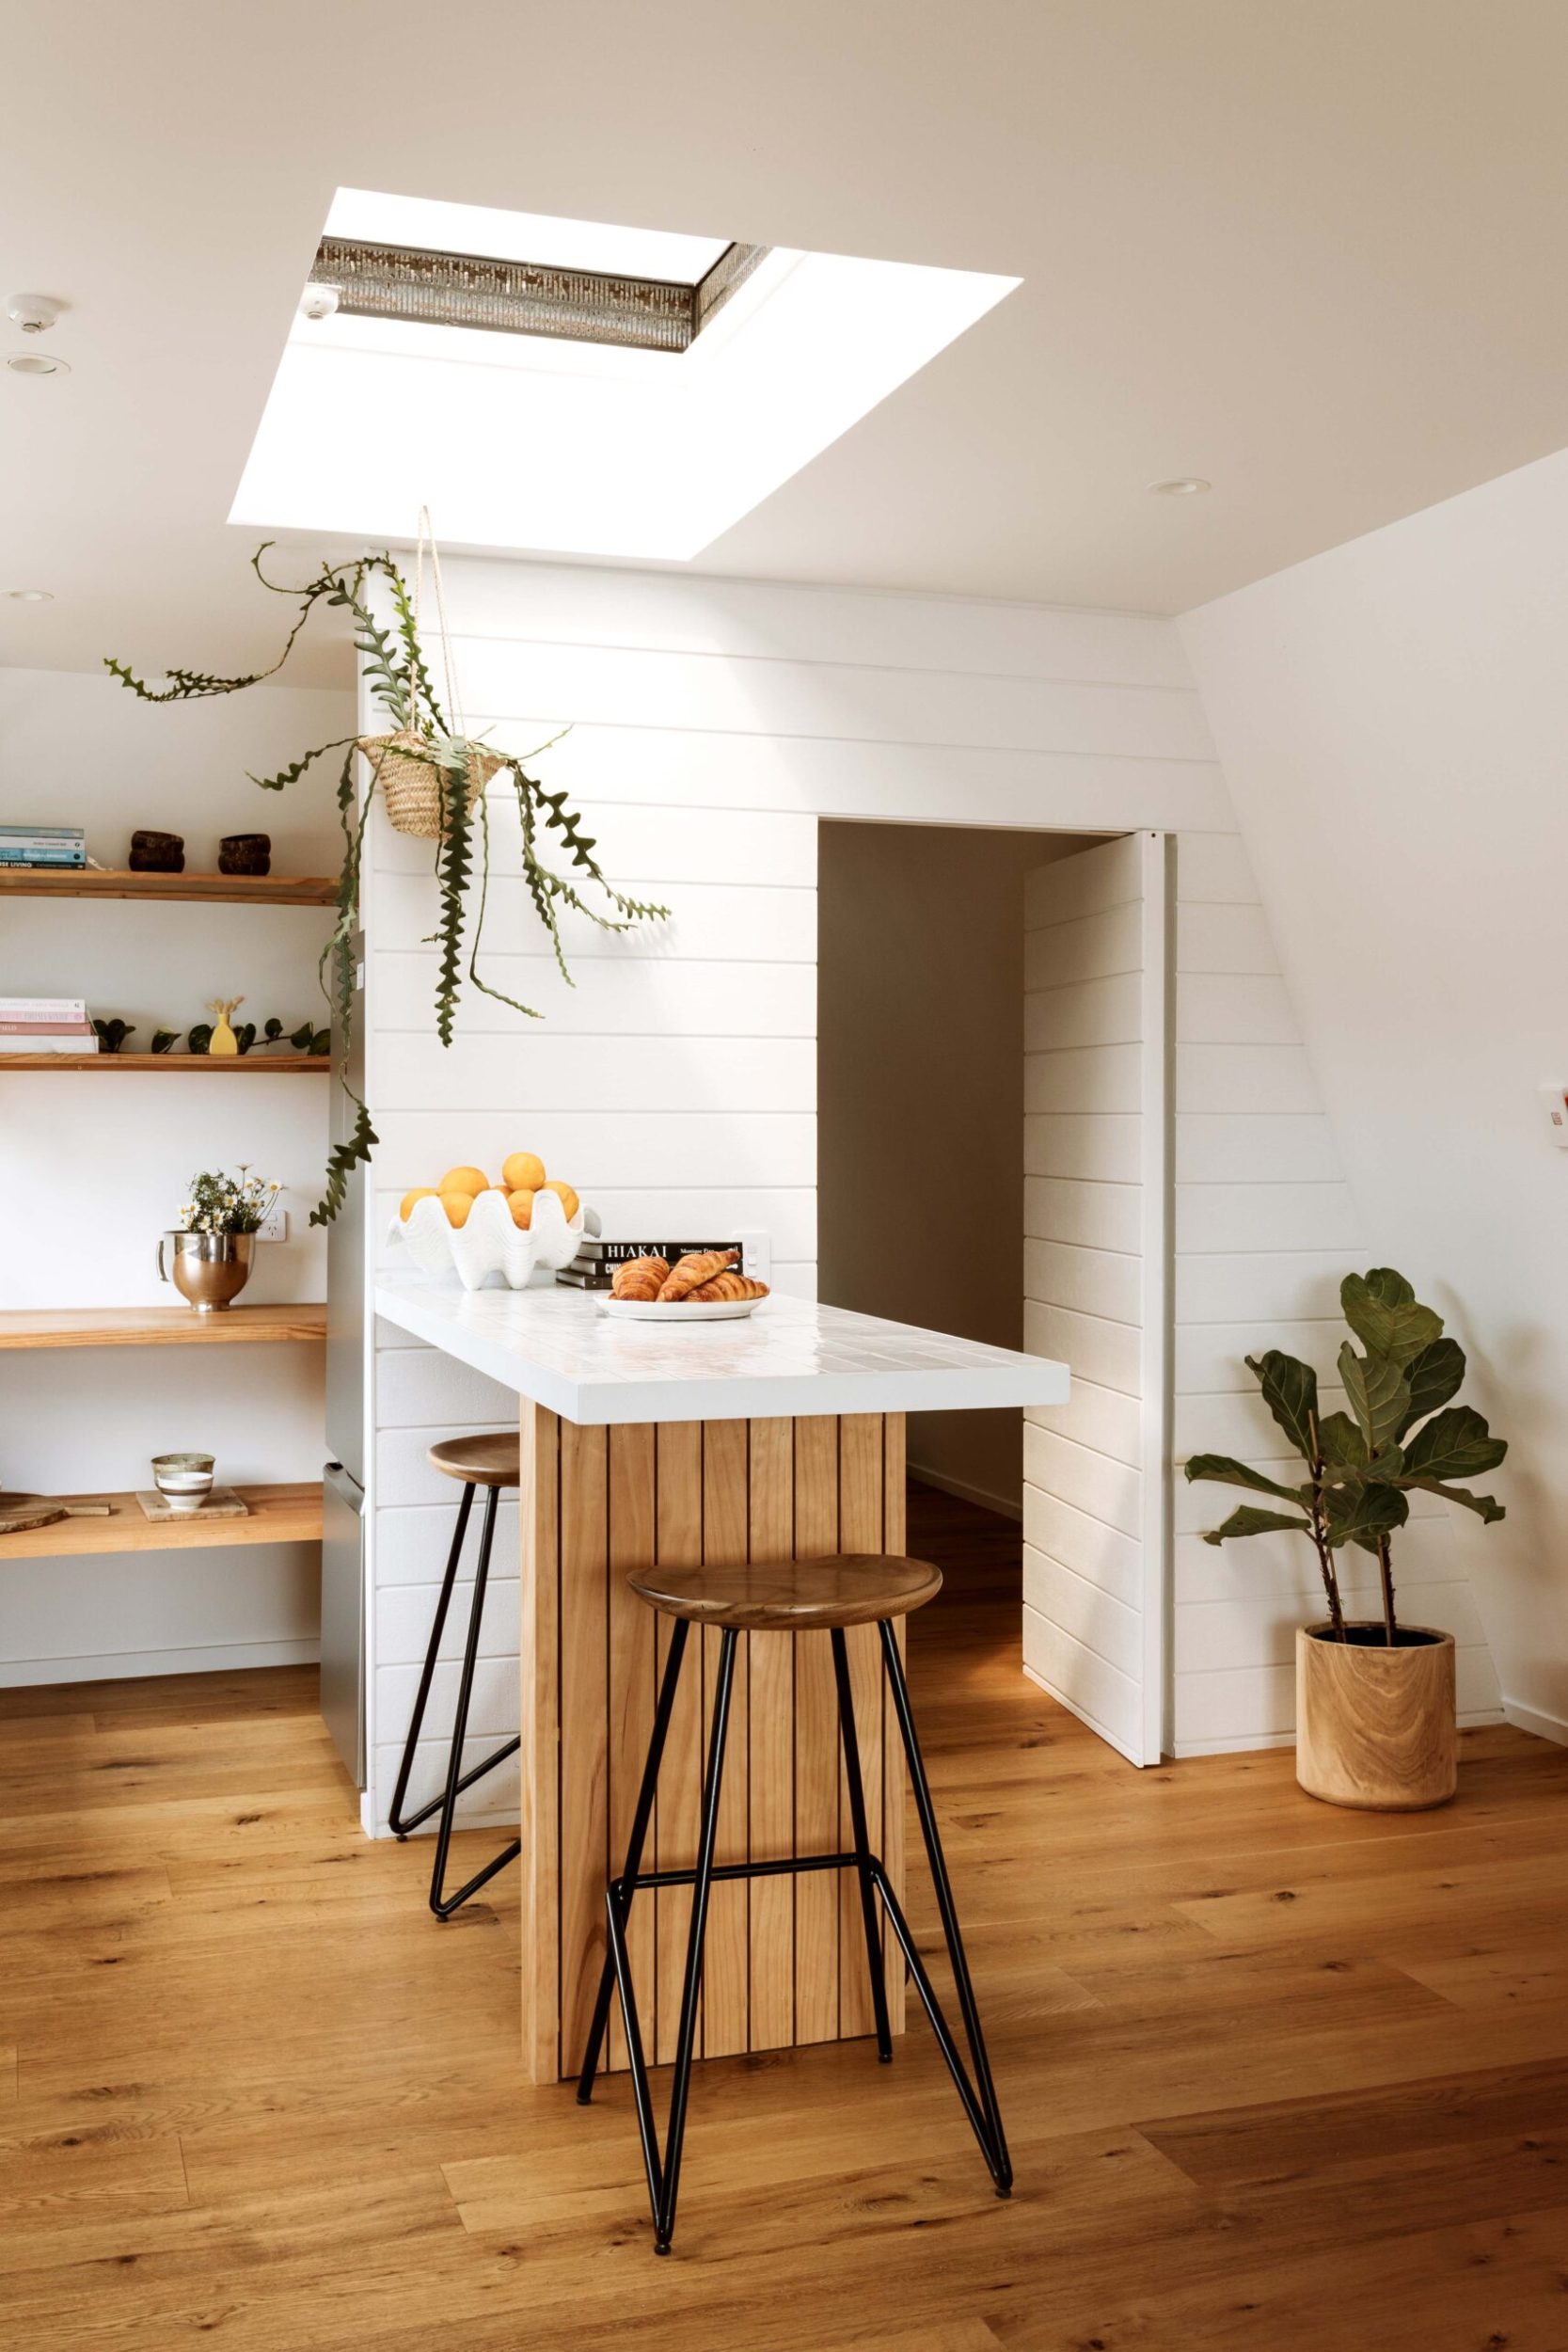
[232,192,1021,562]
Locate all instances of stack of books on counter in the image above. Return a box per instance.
[0,996,98,1053]
[0,824,87,868]
[556,1233,767,1290]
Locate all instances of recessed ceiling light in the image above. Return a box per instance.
[1149,476,1210,496]
[4,587,54,601]
[7,351,70,375]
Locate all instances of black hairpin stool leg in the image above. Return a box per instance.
[578,1622,738,2257]
[577,1617,691,2106]
[831,1628,894,2062]
[425,1484,521,1918]
[388,1480,473,1839]
[876,1617,1011,2194]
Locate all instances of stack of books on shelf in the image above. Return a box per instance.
[0,824,87,868]
[0,996,97,1054]
[556,1237,742,1291]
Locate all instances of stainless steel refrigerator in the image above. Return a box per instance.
[322,930,368,1788]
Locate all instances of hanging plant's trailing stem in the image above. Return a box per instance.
[105,548,668,1222]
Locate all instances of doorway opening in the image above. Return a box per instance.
[816,820,1170,1767]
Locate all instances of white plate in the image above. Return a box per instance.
[597,1295,764,1323]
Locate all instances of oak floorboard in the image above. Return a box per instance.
[3,1484,1566,2350]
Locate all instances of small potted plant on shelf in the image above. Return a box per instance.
[155,1166,282,1314]
[1184,1267,1508,1811]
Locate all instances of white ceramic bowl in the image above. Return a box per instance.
[388,1184,594,1291]
[152,1452,214,1514]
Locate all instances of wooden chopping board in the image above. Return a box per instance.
[0,1491,115,1537]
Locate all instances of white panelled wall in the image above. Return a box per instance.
[1022,834,1169,1766]
[1171,834,1500,1753]
[353,557,1497,1819]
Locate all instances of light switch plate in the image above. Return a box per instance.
[1539,1083,1568,1147]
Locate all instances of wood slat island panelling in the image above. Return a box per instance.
[520,1402,908,2085]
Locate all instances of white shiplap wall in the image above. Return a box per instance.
[1022,834,1167,1765]
[1172,834,1501,1752]
[354,557,1495,1817]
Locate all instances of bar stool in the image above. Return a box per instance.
[388,1433,522,1918]
[576,1551,1010,2255]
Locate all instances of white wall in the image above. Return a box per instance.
[1170,833,1499,1752]
[0,664,351,1684]
[356,554,1498,1808]
[1022,833,1167,1764]
[818,818,1098,1518]
[1180,446,1568,1744]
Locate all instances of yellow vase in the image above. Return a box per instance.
[206,997,243,1056]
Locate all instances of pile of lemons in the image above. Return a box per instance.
[400,1152,580,1232]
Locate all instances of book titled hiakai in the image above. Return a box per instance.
[557,1239,742,1291]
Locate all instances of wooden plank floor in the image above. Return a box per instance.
[4,1486,1568,2349]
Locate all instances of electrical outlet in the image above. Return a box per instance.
[258,1205,289,1242]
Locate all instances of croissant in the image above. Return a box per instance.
[611,1255,671,1301]
[657,1248,737,1301]
[687,1271,769,1303]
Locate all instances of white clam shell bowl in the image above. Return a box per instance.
[388,1184,593,1291]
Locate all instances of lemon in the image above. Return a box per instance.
[542,1179,579,1222]
[502,1150,546,1192]
[506,1189,535,1229]
[439,1166,489,1197]
[439,1190,475,1228]
[400,1187,437,1221]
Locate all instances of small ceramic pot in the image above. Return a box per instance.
[151,1453,214,1514]
[156,1229,255,1311]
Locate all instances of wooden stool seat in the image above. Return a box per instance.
[427,1433,519,1488]
[627,1550,942,1632]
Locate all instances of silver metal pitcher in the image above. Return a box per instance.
[156,1229,256,1312]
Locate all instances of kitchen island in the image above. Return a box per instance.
[373,1275,1069,2084]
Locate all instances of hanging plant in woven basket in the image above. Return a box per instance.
[105,516,669,1224]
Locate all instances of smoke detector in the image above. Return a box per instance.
[6,293,65,336]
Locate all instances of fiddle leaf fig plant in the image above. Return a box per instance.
[106,545,669,1224]
[1184,1268,1507,1645]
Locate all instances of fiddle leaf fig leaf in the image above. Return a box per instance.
[1402,1405,1507,1485]
[1405,1479,1506,1524]
[1183,1454,1306,1505]
[1323,1480,1409,1554]
[1400,1337,1466,1433]
[1314,1411,1369,1470]
[1340,1270,1443,1367]
[1338,1342,1409,1459]
[1244,1351,1320,1462]
[1200,1505,1314,1548]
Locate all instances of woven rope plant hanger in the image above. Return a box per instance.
[357,510,504,838]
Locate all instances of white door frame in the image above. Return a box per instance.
[1136,831,1174,1765]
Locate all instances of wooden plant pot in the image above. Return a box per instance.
[1295,1623,1457,1811]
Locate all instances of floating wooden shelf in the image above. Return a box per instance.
[0,1304,327,1351]
[0,867,336,907]
[0,1054,329,1073]
[0,1482,324,1559]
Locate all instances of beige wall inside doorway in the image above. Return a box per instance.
[817,819,1101,1516]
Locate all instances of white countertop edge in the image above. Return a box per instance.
[372,1279,1071,1427]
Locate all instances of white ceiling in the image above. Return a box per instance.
[6,0,1568,683]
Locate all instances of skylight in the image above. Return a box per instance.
[230,191,1021,563]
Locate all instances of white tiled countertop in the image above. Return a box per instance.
[373,1275,1070,1427]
